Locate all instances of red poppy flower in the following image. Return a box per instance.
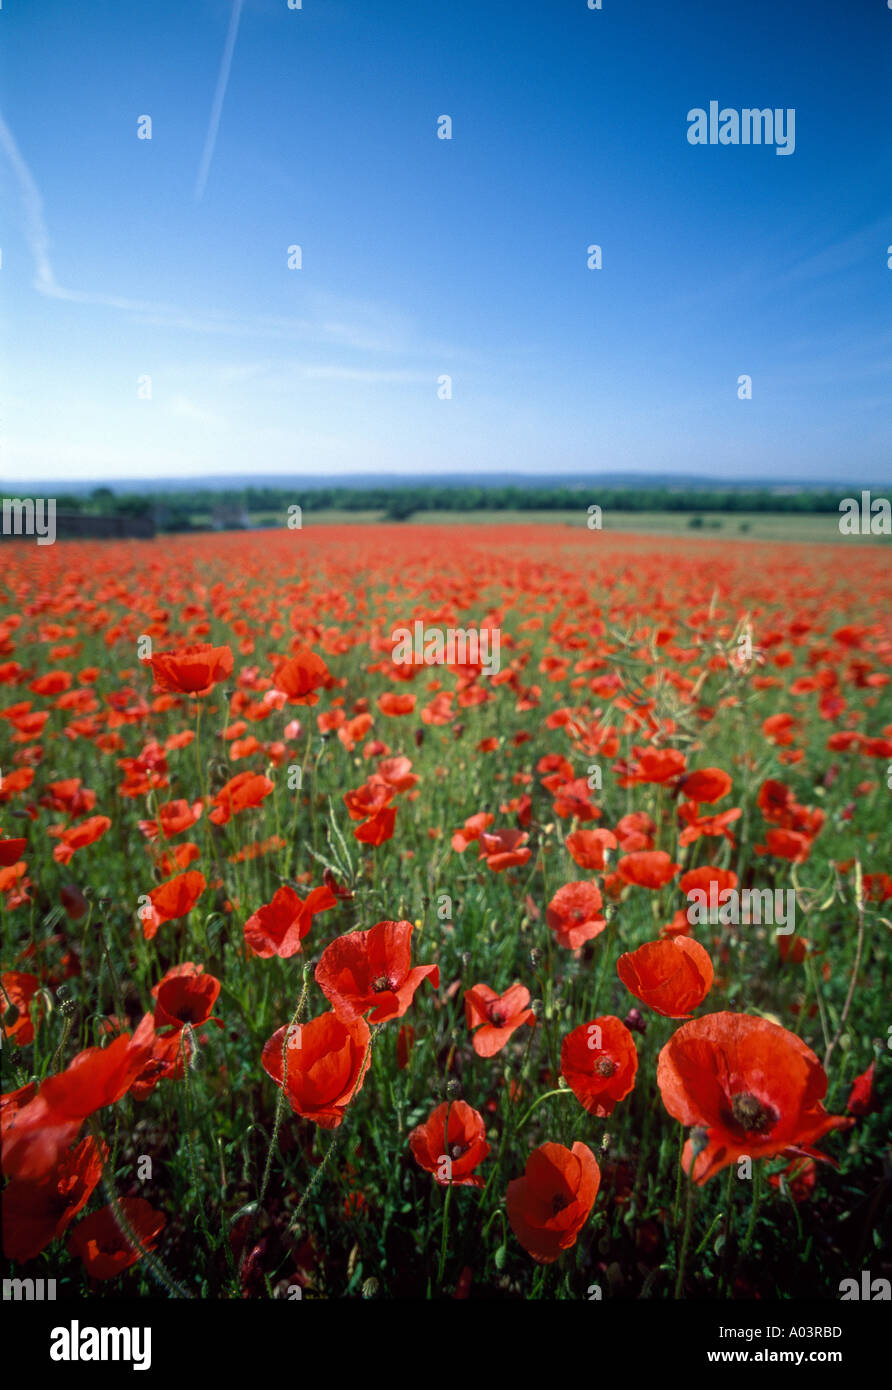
[560,1016,638,1116]
[657,1012,852,1183]
[208,771,274,825]
[409,1101,491,1187]
[343,776,394,821]
[677,802,741,848]
[615,811,656,851]
[261,1011,371,1128]
[768,1155,816,1203]
[506,1142,600,1263]
[397,1024,415,1070]
[679,866,738,899]
[847,1060,876,1116]
[140,870,206,940]
[565,828,618,871]
[1,1082,37,1145]
[315,920,439,1023]
[272,648,331,705]
[45,779,94,815]
[0,767,34,803]
[451,811,494,852]
[477,828,531,872]
[762,712,797,747]
[3,1017,155,1181]
[863,873,892,903]
[678,767,732,803]
[546,881,606,949]
[464,982,535,1057]
[243,883,336,958]
[617,938,714,1018]
[377,756,419,791]
[145,643,233,695]
[153,971,221,1031]
[68,1198,165,1279]
[354,805,397,845]
[616,850,680,889]
[1,971,42,1046]
[754,828,812,863]
[138,798,203,841]
[551,778,602,820]
[378,691,416,716]
[2,1135,106,1261]
[52,815,112,865]
[0,834,27,867]
[616,746,687,787]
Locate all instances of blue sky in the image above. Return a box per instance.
[1,0,890,485]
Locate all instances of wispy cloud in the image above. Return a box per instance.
[0,106,176,313]
[0,103,474,377]
[194,0,244,203]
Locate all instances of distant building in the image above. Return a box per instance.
[0,512,155,542]
[211,504,252,530]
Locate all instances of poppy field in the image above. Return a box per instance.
[1,522,890,1302]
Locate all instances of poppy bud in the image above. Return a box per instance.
[623,1007,647,1034]
[446,1078,462,1099]
[361,1277,379,1299]
[56,986,77,1019]
[453,723,465,739]
[530,948,543,968]
[414,727,425,748]
[460,950,471,970]
[60,884,88,921]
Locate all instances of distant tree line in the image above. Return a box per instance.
[15,483,868,529]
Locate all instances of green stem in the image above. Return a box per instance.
[516,1087,572,1130]
[436,1181,453,1287]
[673,1176,696,1298]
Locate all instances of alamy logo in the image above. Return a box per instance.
[686,887,796,935]
[687,102,795,156]
[50,1321,152,1371]
[2,497,56,545]
[3,1277,56,1300]
[391,621,501,675]
[838,1270,890,1300]
[838,491,891,535]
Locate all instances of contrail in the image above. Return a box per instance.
[194,0,244,203]
[0,107,57,293]
[0,106,163,310]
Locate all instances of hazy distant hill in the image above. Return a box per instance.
[3,471,878,496]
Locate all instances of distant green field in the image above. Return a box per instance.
[289,509,887,543]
